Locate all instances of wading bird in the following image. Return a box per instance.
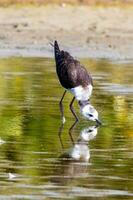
[54,41,101,125]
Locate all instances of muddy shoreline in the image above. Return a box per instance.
[0,5,133,61]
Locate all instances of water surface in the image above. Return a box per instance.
[0,57,132,199]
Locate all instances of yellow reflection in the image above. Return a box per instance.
[113,96,127,123]
[0,115,22,136]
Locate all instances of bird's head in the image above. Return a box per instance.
[78,101,101,125]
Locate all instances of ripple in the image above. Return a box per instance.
[70,187,133,197]
[100,83,133,94]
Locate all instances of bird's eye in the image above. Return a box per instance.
[88,114,93,117]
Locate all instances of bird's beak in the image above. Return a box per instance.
[95,119,102,125]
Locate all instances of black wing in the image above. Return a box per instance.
[54,41,93,89]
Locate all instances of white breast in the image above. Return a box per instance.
[71,144,90,161]
[69,85,93,101]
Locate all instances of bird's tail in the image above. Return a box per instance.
[54,40,60,58]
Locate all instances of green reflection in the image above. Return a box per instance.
[0,57,132,199]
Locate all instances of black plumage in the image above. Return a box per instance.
[54,40,93,89]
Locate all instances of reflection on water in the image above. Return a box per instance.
[60,125,98,161]
[0,57,132,199]
[51,125,98,188]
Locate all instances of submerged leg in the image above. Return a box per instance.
[69,97,79,122]
[59,90,67,123]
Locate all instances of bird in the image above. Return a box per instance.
[53,40,101,124]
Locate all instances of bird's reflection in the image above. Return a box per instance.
[52,125,99,185]
[58,119,78,147]
[60,125,98,162]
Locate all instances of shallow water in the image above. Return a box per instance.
[0,57,132,200]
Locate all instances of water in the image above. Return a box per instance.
[0,57,132,200]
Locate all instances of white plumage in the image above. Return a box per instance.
[69,85,93,101]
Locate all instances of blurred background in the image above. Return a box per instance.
[0,0,133,59]
[0,0,133,6]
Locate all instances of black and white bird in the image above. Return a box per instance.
[54,40,101,124]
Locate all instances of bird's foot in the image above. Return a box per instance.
[62,116,66,124]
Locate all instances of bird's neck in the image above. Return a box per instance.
[78,100,90,108]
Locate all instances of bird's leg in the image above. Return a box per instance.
[69,97,79,122]
[69,120,78,144]
[59,90,67,123]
